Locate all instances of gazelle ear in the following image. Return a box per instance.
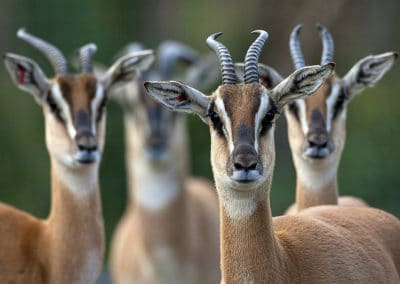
[182,54,220,90]
[342,52,398,99]
[101,50,154,91]
[234,63,283,88]
[3,53,49,105]
[144,80,210,122]
[270,63,335,110]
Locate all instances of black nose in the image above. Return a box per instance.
[232,144,258,171]
[76,130,97,152]
[307,132,328,148]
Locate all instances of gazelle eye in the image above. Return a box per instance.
[46,94,64,122]
[208,110,224,137]
[96,96,107,122]
[260,110,275,136]
[333,91,346,120]
[288,102,300,121]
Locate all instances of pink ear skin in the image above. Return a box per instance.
[17,64,26,84]
[176,94,187,102]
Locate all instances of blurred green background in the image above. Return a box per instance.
[0,0,399,268]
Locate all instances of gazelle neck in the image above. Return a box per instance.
[46,158,104,282]
[124,114,188,211]
[294,156,339,210]
[219,192,286,283]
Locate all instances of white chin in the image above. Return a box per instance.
[74,150,99,164]
[231,170,261,184]
[303,147,330,160]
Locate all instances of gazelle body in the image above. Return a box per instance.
[1,29,154,284]
[284,24,397,214]
[146,31,400,283]
[109,42,220,284]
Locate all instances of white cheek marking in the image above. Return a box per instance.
[215,95,234,153]
[325,82,341,132]
[91,83,104,134]
[51,84,77,139]
[297,99,308,135]
[254,93,269,153]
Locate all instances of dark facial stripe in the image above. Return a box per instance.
[332,88,348,120]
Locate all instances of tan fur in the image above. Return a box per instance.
[285,75,368,214]
[207,84,400,283]
[110,104,220,284]
[0,75,105,284]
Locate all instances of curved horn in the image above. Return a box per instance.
[17,28,68,74]
[157,41,199,80]
[317,23,334,65]
[79,43,97,73]
[244,30,269,84]
[206,32,236,85]
[289,24,306,69]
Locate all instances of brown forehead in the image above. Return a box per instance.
[304,75,333,119]
[218,84,263,135]
[56,74,98,112]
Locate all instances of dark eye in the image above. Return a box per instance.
[96,97,108,122]
[333,91,346,120]
[260,110,275,136]
[288,102,300,121]
[46,94,64,122]
[208,110,224,136]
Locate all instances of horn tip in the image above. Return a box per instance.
[207,32,223,41]
[17,28,27,38]
[316,22,327,32]
[393,52,399,59]
[292,24,303,35]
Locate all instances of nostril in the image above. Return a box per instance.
[78,144,97,152]
[76,133,97,152]
[234,162,244,171]
[248,161,257,170]
[233,158,258,172]
[307,133,328,148]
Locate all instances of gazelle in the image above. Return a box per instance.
[108,41,220,284]
[145,30,400,283]
[1,29,154,284]
[284,24,397,213]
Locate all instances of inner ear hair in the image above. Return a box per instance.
[3,53,49,104]
[342,52,398,97]
[270,63,335,109]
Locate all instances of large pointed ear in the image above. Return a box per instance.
[270,63,335,110]
[144,81,210,122]
[342,52,398,99]
[3,53,49,105]
[100,50,154,91]
[181,53,220,90]
[234,63,283,88]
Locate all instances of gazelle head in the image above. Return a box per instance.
[285,24,397,171]
[4,29,154,169]
[109,41,217,166]
[145,30,334,209]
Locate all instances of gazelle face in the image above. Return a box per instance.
[145,30,334,205]
[286,24,398,168]
[44,75,107,167]
[119,81,181,163]
[209,84,277,191]
[285,75,346,164]
[4,29,155,169]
